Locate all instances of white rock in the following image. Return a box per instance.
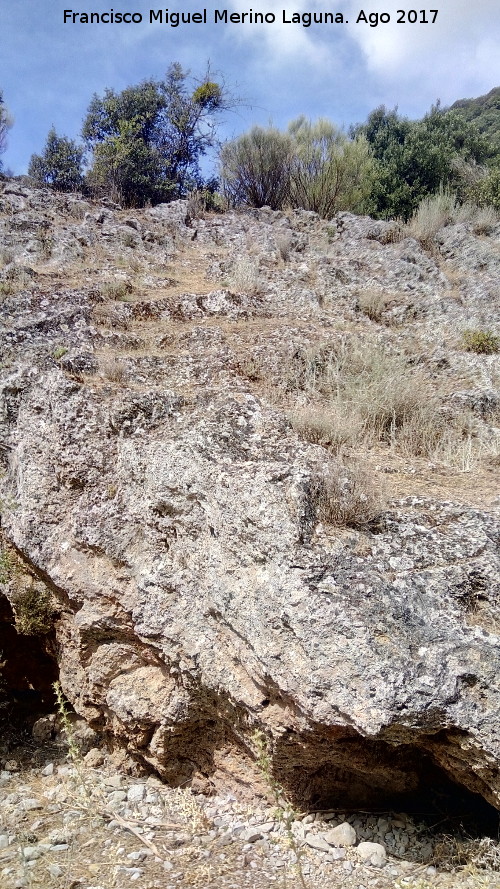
[356,841,387,867]
[324,822,357,847]
[304,832,331,852]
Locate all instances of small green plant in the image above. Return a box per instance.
[11,585,56,636]
[53,345,68,360]
[0,548,13,583]
[253,730,308,889]
[462,329,500,355]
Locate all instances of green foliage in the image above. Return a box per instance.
[355,104,492,219]
[0,548,13,584]
[11,585,55,636]
[220,125,294,210]
[462,329,500,355]
[28,127,85,192]
[220,118,375,217]
[0,91,13,170]
[83,64,228,207]
[471,167,500,211]
[288,117,375,217]
[450,86,500,164]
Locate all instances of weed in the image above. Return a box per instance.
[462,329,500,355]
[100,358,127,383]
[253,730,308,889]
[356,288,388,323]
[52,345,68,361]
[101,279,134,301]
[229,256,261,294]
[276,231,292,262]
[0,547,13,583]
[310,463,383,530]
[11,584,56,636]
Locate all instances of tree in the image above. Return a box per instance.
[355,104,492,219]
[0,91,13,171]
[288,117,376,218]
[83,64,228,207]
[220,125,294,209]
[28,127,85,192]
[220,118,375,217]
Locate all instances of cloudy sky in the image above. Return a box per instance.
[1,0,499,174]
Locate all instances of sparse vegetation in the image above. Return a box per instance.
[101,279,134,300]
[10,584,56,636]
[462,329,500,354]
[229,256,261,293]
[310,463,383,529]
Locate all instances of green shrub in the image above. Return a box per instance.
[462,329,500,354]
[11,586,56,636]
[220,125,294,210]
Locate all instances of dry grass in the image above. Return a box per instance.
[229,256,262,294]
[406,192,498,246]
[99,358,128,383]
[100,279,135,301]
[310,462,384,529]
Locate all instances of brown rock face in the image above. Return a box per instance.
[1,182,499,812]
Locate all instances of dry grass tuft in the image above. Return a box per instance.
[310,463,384,530]
[229,256,262,294]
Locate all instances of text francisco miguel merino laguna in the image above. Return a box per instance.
[63,8,379,26]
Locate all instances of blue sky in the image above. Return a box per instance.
[1,0,499,175]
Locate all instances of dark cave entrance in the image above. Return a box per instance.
[275,730,500,839]
[0,592,59,730]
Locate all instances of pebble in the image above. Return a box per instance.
[324,821,357,846]
[304,832,332,852]
[357,841,387,867]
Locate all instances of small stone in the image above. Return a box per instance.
[239,828,262,843]
[0,835,9,849]
[107,790,127,804]
[22,799,43,812]
[5,761,18,771]
[356,841,387,868]
[41,763,54,777]
[104,775,122,788]
[304,833,331,852]
[324,822,357,847]
[84,748,105,768]
[32,717,54,742]
[48,864,63,878]
[127,783,146,803]
[22,846,41,861]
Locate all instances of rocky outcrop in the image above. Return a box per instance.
[1,181,499,813]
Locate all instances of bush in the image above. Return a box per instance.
[462,329,500,354]
[11,586,56,636]
[220,118,376,218]
[220,125,294,210]
[406,188,457,244]
[288,117,375,218]
[310,464,383,529]
[28,127,85,192]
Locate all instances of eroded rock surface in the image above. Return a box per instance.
[1,181,499,813]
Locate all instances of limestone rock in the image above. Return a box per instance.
[323,822,357,847]
[356,840,387,867]
[1,182,500,816]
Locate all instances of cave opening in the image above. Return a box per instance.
[276,732,499,840]
[0,592,59,733]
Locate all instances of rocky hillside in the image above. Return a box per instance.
[0,179,499,885]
